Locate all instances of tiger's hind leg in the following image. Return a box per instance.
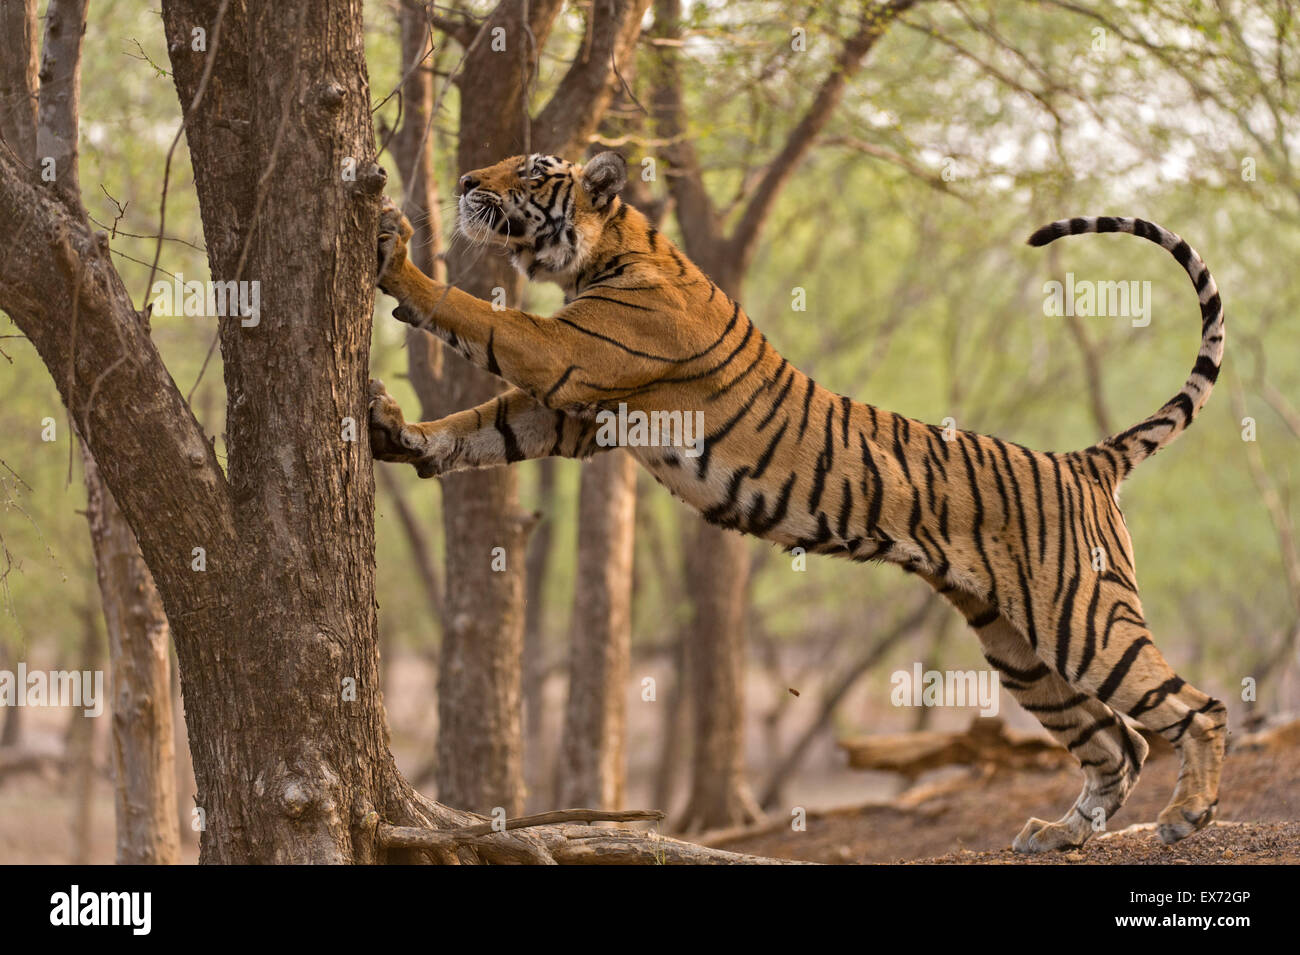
[938,586,1148,853]
[1071,616,1227,846]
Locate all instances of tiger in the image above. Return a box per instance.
[369,150,1227,853]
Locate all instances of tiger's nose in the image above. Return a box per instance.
[459,174,479,194]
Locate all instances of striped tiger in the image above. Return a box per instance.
[371,151,1227,853]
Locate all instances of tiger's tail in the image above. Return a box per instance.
[1028,216,1224,480]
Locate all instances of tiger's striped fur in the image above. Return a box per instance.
[370,153,1227,852]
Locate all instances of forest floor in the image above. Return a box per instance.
[3,661,1297,864]
[715,743,1300,864]
[1,740,1296,864]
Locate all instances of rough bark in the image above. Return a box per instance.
[150,0,467,861]
[83,448,181,864]
[556,451,637,809]
[0,0,39,755]
[170,650,196,849]
[35,0,87,205]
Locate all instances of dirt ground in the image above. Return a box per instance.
[3,739,1296,864]
[715,744,1300,863]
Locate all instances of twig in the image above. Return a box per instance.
[611,46,647,116]
[98,184,127,237]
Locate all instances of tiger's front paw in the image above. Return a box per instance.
[368,378,421,461]
[377,197,414,294]
[368,379,453,478]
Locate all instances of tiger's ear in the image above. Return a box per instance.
[581,152,626,210]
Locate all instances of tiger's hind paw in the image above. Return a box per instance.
[1156,797,1216,845]
[1012,815,1092,854]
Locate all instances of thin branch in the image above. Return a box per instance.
[379,808,665,847]
[821,135,968,199]
[729,0,922,266]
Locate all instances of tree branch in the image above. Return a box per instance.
[423,4,480,49]
[380,808,664,847]
[0,0,40,168]
[0,152,236,606]
[456,0,566,157]
[35,0,88,209]
[537,825,810,864]
[379,806,809,863]
[728,0,919,269]
[821,135,967,199]
[649,0,723,252]
[532,0,651,157]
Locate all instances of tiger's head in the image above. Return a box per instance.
[456,151,627,279]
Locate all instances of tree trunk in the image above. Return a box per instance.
[387,3,530,815]
[389,0,648,818]
[67,594,102,864]
[170,650,196,849]
[677,519,761,831]
[675,249,760,830]
[82,447,181,864]
[0,642,22,747]
[555,451,637,809]
[417,0,598,816]
[152,0,454,861]
[0,0,45,763]
[523,456,557,807]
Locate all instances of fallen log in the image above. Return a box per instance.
[838,716,1070,779]
[1235,716,1300,752]
[839,715,1178,780]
